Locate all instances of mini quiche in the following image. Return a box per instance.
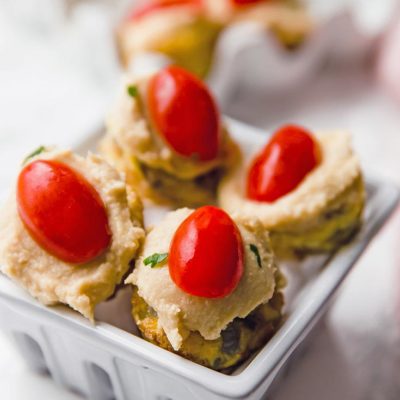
[101,65,238,207]
[117,0,221,78]
[204,0,313,48]
[0,147,144,320]
[126,206,285,370]
[218,125,365,258]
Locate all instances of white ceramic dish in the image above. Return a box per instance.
[0,119,398,400]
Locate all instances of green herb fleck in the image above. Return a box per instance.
[127,85,139,98]
[144,252,168,268]
[23,146,46,164]
[249,244,262,268]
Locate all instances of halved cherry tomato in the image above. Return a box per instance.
[17,160,111,264]
[169,206,244,298]
[148,66,220,161]
[247,125,320,203]
[128,0,201,21]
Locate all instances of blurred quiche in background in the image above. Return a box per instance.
[205,0,313,48]
[117,0,221,78]
[117,0,313,78]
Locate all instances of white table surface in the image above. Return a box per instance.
[0,3,400,400]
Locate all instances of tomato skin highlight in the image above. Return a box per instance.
[17,160,111,264]
[247,125,320,203]
[169,206,244,298]
[148,66,220,161]
[128,0,201,21]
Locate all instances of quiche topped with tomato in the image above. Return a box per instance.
[101,65,238,207]
[0,148,144,320]
[117,0,221,78]
[218,125,365,258]
[126,206,284,370]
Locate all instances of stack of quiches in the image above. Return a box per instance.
[0,66,364,371]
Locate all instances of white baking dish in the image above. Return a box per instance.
[0,119,398,400]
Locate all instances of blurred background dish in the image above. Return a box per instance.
[116,0,313,80]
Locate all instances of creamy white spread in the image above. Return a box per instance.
[126,208,276,351]
[0,149,144,320]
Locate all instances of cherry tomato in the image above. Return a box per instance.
[128,0,201,21]
[169,206,244,298]
[17,160,111,264]
[247,125,320,203]
[148,66,220,161]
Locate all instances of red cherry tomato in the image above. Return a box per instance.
[148,66,220,161]
[247,125,320,203]
[169,206,244,298]
[17,160,111,264]
[128,0,201,21]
